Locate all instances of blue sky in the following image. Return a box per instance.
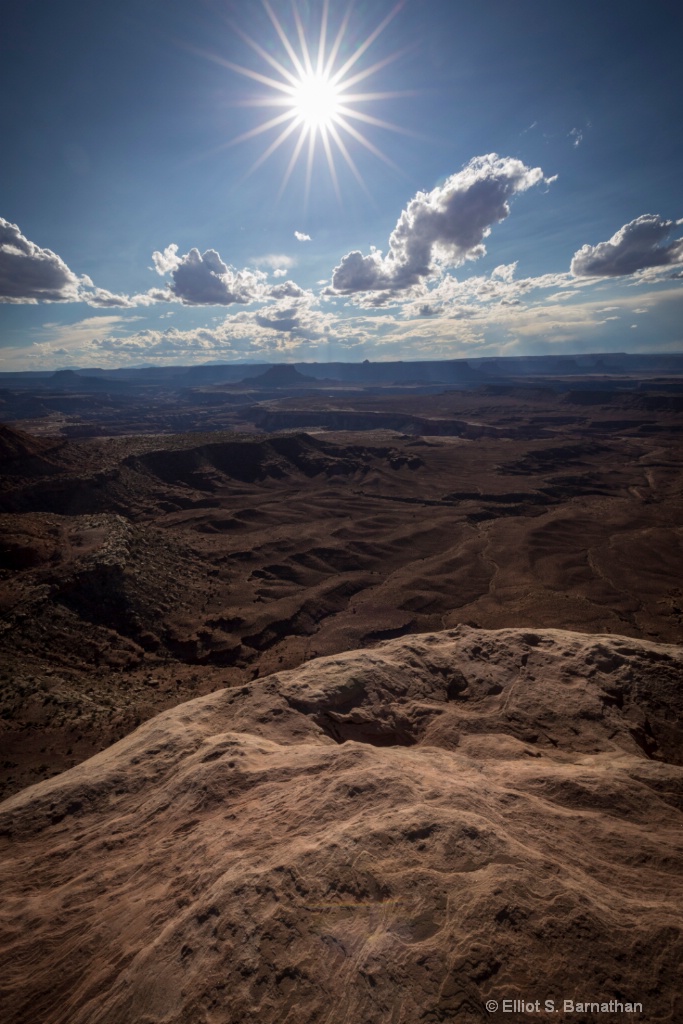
[1,0,682,369]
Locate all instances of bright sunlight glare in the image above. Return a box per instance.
[196,0,413,202]
[290,72,341,131]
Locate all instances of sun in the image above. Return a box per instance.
[200,0,412,200]
[290,71,342,131]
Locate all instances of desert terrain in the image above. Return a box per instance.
[1,356,682,1022]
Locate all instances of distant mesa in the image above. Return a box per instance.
[50,369,82,382]
[245,364,317,387]
[49,370,91,389]
[1,353,683,394]
[47,369,127,392]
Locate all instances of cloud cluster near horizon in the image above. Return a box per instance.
[2,154,683,355]
[5,282,680,374]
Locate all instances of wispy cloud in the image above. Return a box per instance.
[5,281,679,372]
[251,253,295,272]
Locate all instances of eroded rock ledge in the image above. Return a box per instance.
[1,626,682,1024]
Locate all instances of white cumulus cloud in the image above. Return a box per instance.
[0,218,84,303]
[294,231,312,242]
[0,217,160,308]
[329,154,551,299]
[153,246,267,305]
[151,243,182,276]
[571,214,683,277]
[269,280,306,299]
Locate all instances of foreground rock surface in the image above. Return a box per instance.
[1,626,682,1023]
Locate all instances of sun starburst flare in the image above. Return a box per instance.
[201,0,414,201]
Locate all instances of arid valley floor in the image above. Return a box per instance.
[1,356,682,1022]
